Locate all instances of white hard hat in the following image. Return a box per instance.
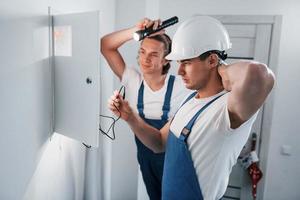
[166,16,232,61]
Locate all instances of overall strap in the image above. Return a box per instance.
[181,91,198,107]
[179,93,225,142]
[137,82,145,118]
[161,75,175,121]
[170,91,197,124]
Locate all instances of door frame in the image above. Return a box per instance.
[211,15,282,199]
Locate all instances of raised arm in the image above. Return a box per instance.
[100,18,161,80]
[218,61,275,128]
[100,27,135,80]
[108,91,170,153]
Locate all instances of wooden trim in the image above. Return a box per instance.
[257,15,282,200]
[208,15,282,200]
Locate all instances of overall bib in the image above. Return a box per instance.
[135,75,175,200]
[162,92,224,200]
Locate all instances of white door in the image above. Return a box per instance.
[52,11,100,147]
[212,16,273,200]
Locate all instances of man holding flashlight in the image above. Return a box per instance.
[108,16,275,200]
[101,18,190,199]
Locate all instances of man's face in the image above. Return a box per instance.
[138,38,167,75]
[177,56,215,90]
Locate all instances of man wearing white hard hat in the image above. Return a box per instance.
[108,16,275,200]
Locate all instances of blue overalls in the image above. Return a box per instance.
[162,92,224,200]
[136,75,175,200]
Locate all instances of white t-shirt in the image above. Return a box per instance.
[121,67,191,120]
[170,91,258,200]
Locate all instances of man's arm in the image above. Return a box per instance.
[100,18,160,80]
[100,27,136,80]
[127,115,170,153]
[108,91,170,153]
[218,61,275,129]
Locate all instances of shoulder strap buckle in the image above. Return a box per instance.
[182,127,190,136]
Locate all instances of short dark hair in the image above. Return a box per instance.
[147,34,172,75]
[199,50,228,61]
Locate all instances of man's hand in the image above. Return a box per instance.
[218,63,232,91]
[108,89,170,153]
[135,18,165,37]
[108,90,133,121]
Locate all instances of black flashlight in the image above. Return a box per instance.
[133,16,178,41]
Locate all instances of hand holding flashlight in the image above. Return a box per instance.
[133,16,178,41]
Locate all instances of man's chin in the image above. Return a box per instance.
[184,84,193,90]
[141,67,152,73]
[185,84,198,90]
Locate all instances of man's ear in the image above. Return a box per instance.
[208,54,219,68]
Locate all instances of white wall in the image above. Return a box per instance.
[109,1,146,200]
[112,0,300,199]
[0,0,115,200]
[98,0,117,200]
